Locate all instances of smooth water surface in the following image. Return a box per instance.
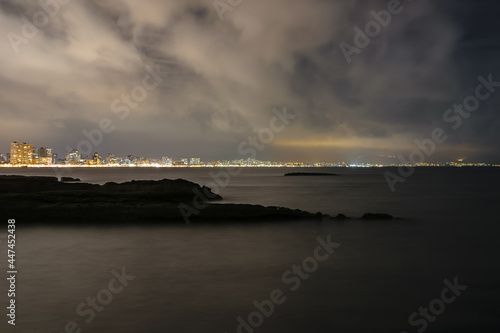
[0,167,499,332]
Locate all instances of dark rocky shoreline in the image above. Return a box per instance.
[0,175,395,223]
[0,175,325,223]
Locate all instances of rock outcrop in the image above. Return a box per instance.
[0,175,325,223]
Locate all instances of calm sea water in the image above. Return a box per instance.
[0,167,499,332]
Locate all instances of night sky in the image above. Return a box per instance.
[0,0,499,163]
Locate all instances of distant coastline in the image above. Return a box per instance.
[1,163,499,168]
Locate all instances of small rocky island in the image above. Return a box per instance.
[0,175,326,223]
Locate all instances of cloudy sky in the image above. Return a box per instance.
[0,0,499,163]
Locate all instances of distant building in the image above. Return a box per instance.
[162,156,173,166]
[126,155,136,164]
[106,153,114,164]
[10,142,33,165]
[190,158,201,165]
[181,158,189,165]
[38,157,52,165]
[66,149,81,164]
[38,147,53,158]
[35,147,53,165]
[136,157,148,165]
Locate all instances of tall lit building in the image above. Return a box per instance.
[10,142,33,165]
[190,158,201,165]
[181,158,189,165]
[37,147,53,164]
[38,147,53,158]
[66,149,81,164]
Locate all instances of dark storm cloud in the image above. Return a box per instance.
[0,0,25,16]
[0,0,498,162]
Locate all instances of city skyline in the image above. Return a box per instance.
[2,140,498,167]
